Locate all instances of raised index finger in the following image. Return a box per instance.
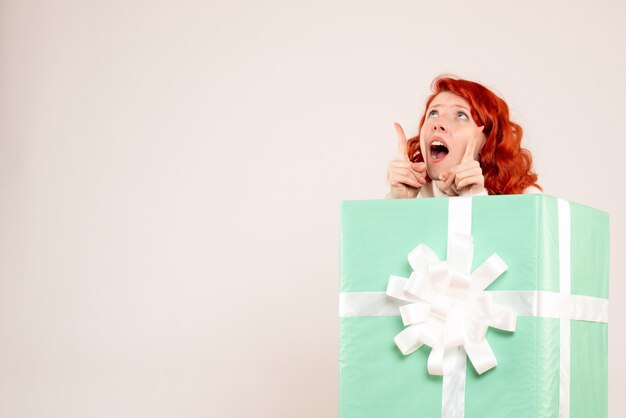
[462,126,484,163]
[394,122,409,161]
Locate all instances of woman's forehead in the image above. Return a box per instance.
[429,91,470,109]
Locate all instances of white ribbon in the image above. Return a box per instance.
[339,290,609,323]
[558,198,571,418]
[386,236,516,376]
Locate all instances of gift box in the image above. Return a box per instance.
[339,195,609,418]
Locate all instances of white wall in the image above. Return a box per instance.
[1,0,624,416]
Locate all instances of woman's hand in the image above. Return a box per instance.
[440,126,486,196]
[387,122,427,199]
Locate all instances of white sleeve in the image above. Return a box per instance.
[523,185,543,194]
[459,187,488,197]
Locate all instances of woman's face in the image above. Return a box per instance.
[419,91,486,181]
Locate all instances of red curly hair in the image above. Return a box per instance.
[407,76,541,195]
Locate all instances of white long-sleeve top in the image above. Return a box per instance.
[415,181,542,197]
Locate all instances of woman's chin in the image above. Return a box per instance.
[426,165,445,181]
[426,159,457,181]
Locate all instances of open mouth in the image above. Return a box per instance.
[429,139,449,162]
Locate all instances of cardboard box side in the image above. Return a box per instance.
[340,199,448,293]
[472,194,545,291]
[339,317,442,417]
[570,321,608,418]
[570,202,610,298]
[464,317,546,417]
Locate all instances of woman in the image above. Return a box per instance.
[387,76,541,198]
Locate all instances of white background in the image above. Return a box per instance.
[1,0,624,416]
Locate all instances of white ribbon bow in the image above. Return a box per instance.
[386,232,517,376]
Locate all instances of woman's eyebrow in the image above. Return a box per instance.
[427,104,470,111]
[452,104,470,111]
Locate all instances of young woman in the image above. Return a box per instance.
[387,76,541,198]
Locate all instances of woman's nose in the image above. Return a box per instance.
[433,122,446,132]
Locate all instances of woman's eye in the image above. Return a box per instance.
[457,112,469,120]
[428,110,438,118]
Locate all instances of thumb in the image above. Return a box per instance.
[394,122,410,161]
[462,125,484,163]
